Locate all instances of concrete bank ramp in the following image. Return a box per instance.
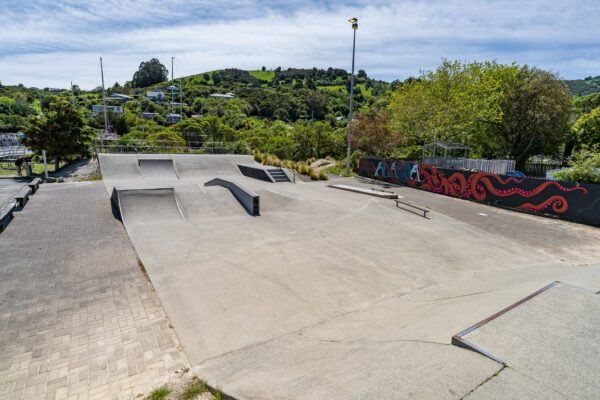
[98,154,142,179]
[99,154,257,182]
[204,178,260,216]
[113,187,184,225]
[453,282,600,399]
[176,186,248,221]
[138,158,179,179]
[173,154,254,178]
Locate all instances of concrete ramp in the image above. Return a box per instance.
[98,154,141,179]
[112,187,184,225]
[176,186,249,221]
[138,158,179,179]
[173,154,253,178]
[453,282,600,399]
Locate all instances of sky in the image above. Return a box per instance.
[1,0,600,89]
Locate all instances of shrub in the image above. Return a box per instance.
[554,149,600,184]
[309,168,320,180]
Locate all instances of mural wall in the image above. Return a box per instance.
[359,158,600,226]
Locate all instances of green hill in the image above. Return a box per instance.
[565,75,600,96]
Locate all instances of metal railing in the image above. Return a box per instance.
[95,140,248,155]
[0,146,28,162]
[422,157,516,175]
[522,161,564,178]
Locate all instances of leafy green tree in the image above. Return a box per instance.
[132,58,168,88]
[148,130,185,146]
[291,121,344,160]
[388,60,572,166]
[24,98,91,167]
[573,107,600,149]
[93,112,129,136]
[167,116,236,143]
[482,66,571,165]
[264,136,296,160]
[389,60,483,148]
[0,114,27,132]
[306,91,327,120]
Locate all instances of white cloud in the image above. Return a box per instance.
[1,0,599,88]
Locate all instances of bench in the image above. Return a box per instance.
[14,186,32,209]
[0,201,16,232]
[395,200,429,218]
[28,177,41,193]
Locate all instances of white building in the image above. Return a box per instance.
[209,92,236,100]
[141,112,159,120]
[108,93,133,102]
[166,113,183,124]
[147,90,165,101]
[91,105,123,116]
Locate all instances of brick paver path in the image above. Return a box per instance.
[0,182,187,399]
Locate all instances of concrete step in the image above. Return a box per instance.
[267,169,290,182]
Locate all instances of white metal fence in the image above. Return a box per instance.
[422,157,516,175]
[0,146,28,161]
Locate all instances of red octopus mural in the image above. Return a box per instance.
[359,158,600,226]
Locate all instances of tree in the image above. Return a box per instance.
[388,60,483,148]
[132,58,168,88]
[306,91,327,120]
[573,107,600,149]
[353,109,403,157]
[388,60,572,166]
[554,149,600,184]
[24,98,90,168]
[291,121,345,160]
[481,66,572,165]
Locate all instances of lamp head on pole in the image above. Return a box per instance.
[349,17,358,30]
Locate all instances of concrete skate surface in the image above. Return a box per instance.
[99,154,600,399]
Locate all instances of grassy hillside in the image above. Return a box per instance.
[248,70,275,82]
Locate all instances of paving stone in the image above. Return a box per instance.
[0,182,189,399]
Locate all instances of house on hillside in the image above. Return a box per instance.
[166,113,182,124]
[142,112,159,120]
[108,93,133,103]
[91,104,123,116]
[147,90,165,102]
[209,92,236,100]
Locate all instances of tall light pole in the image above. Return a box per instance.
[346,17,358,174]
[99,57,109,138]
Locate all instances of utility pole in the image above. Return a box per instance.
[345,18,358,174]
[100,57,109,138]
[170,56,175,115]
[180,75,183,117]
[70,81,76,106]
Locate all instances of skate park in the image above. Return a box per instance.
[97,153,600,399]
